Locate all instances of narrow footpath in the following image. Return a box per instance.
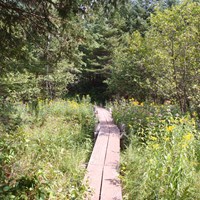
[84,106,122,200]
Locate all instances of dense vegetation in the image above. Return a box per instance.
[110,99,200,199]
[0,98,95,199]
[1,0,199,107]
[0,0,200,199]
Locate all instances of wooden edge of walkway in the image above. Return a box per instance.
[84,106,122,200]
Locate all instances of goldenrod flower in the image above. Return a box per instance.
[183,132,193,141]
[132,101,139,106]
[152,143,160,149]
[166,126,174,132]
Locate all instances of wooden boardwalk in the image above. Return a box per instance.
[84,107,122,200]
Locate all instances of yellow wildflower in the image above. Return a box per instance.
[132,101,139,106]
[179,118,185,123]
[152,143,160,150]
[166,126,174,132]
[140,102,144,106]
[129,98,139,106]
[183,132,193,141]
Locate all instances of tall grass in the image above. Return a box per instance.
[0,97,95,199]
[110,99,200,200]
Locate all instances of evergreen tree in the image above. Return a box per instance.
[71,8,125,102]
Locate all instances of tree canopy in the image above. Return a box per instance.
[0,0,200,112]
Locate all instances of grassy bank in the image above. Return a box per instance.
[0,97,95,199]
[110,99,200,200]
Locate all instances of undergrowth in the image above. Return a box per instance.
[0,97,95,199]
[110,99,200,200]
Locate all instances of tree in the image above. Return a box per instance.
[71,7,126,102]
[0,0,127,101]
[146,1,200,112]
[107,31,152,101]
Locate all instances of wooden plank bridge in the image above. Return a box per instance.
[84,106,122,200]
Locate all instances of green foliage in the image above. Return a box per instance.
[0,98,95,199]
[1,1,120,102]
[107,1,200,114]
[107,31,151,100]
[72,7,123,102]
[110,99,200,199]
[145,1,200,112]
[0,98,21,133]
[110,98,181,144]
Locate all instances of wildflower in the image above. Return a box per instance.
[121,166,126,171]
[132,101,139,106]
[152,143,160,150]
[183,132,193,141]
[166,126,174,132]
[140,102,144,106]
[129,98,140,106]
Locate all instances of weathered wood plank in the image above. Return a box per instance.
[88,134,109,166]
[101,130,122,200]
[84,107,122,200]
[104,133,120,167]
[100,165,122,200]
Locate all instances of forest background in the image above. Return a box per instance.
[1,0,200,112]
[0,0,200,199]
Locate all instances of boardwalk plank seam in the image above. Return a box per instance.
[84,107,122,200]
